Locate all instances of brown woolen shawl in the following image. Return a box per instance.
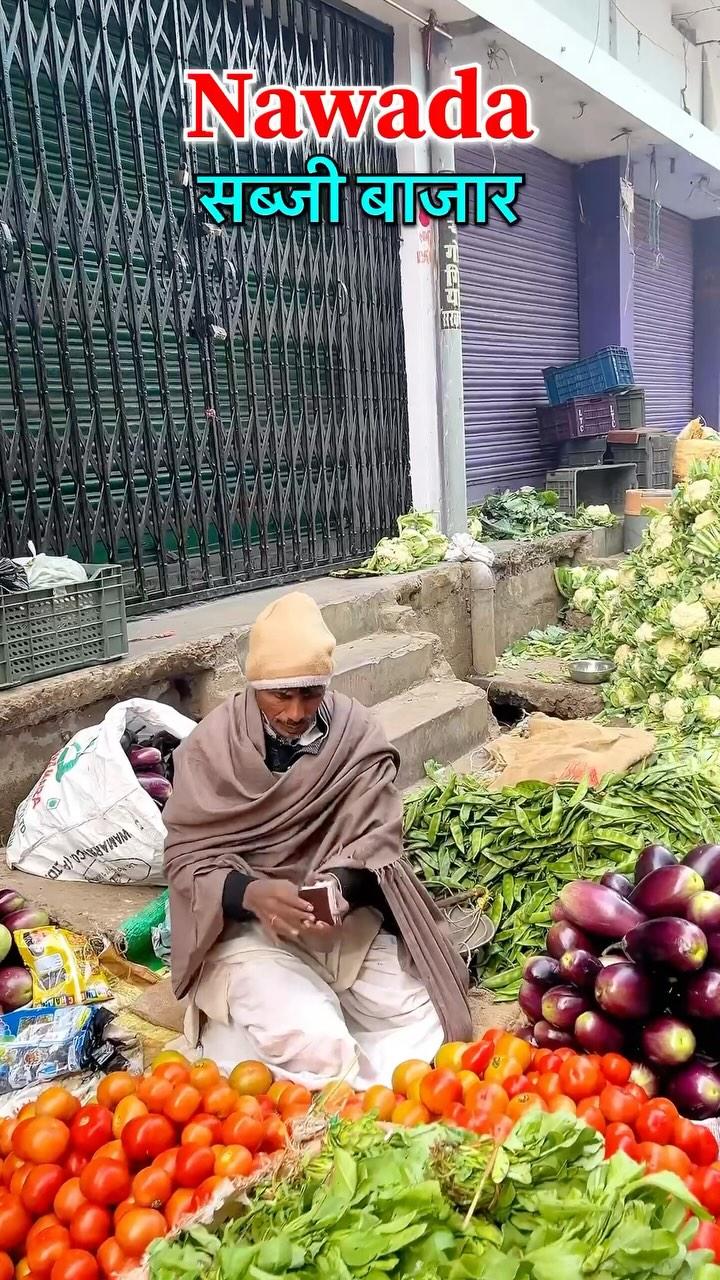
[163,688,471,1041]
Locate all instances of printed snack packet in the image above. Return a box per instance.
[15,927,111,1007]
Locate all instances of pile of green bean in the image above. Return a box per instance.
[403,755,720,999]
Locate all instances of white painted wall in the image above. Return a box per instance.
[392,22,442,514]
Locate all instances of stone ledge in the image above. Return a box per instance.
[477,657,605,720]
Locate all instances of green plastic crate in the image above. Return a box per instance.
[0,564,128,690]
[615,388,646,429]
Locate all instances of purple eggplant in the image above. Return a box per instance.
[523,955,560,988]
[4,907,49,931]
[559,881,644,939]
[624,917,708,973]
[541,985,590,1031]
[0,890,26,919]
[641,1016,697,1067]
[629,1062,659,1098]
[129,745,163,771]
[558,949,603,991]
[574,1009,625,1054]
[634,844,677,884]
[533,1019,575,1049]
[514,1026,537,1045]
[686,968,720,1020]
[0,967,32,1011]
[600,872,633,898]
[630,865,704,917]
[547,920,597,960]
[136,774,173,803]
[594,961,653,1019]
[686,891,720,932]
[519,979,545,1022]
[668,1061,720,1119]
[683,844,720,890]
[550,902,567,923]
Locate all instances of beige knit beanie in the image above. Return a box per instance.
[245,592,336,689]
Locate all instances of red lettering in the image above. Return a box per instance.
[254,87,304,140]
[300,87,376,140]
[375,88,422,141]
[484,86,536,141]
[184,70,252,141]
[427,66,482,141]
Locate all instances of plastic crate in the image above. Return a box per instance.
[615,388,646,429]
[558,435,608,468]
[606,431,674,489]
[0,564,128,690]
[545,463,638,515]
[543,347,634,406]
[536,394,618,444]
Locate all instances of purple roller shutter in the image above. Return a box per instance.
[633,198,694,433]
[456,145,579,500]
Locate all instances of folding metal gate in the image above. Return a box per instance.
[0,0,410,611]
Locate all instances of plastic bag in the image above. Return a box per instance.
[0,1003,140,1094]
[444,533,495,565]
[7,699,196,885]
[151,899,171,966]
[15,927,111,1007]
[0,559,28,593]
[15,542,87,590]
[674,418,720,481]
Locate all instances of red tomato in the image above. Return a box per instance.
[418,1069,462,1116]
[658,1144,692,1179]
[698,1165,720,1215]
[27,1226,70,1275]
[578,1104,606,1133]
[13,1119,69,1165]
[115,1208,166,1258]
[536,1073,562,1104]
[121,1116,175,1166]
[164,1188,195,1230]
[20,1165,66,1217]
[54,1179,87,1225]
[96,1237,128,1279]
[151,1148,180,1180]
[558,1056,602,1102]
[79,1159,131,1208]
[548,1095,577,1115]
[504,1075,530,1100]
[600,1054,631,1086]
[50,1249,99,1280]
[70,1108,113,1158]
[163,1087,201,1127]
[220,1114,264,1151]
[599,1085,640,1126]
[507,1093,546,1122]
[636,1141,665,1172]
[537,1052,563,1074]
[0,1193,31,1252]
[605,1122,638,1159]
[692,1221,720,1263]
[491,1115,514,1144]
[64,1153,88,1179]
[624,1083,649,1104]
[635,1100,677,1146]
[174,1146,214,1189]
[214,1145,253,1178]
[36,1090,80,1125]
[131,1167,173,1209]
[0,1252,11,1280]
[444,1102,470,1129]
[259,1116,287,1153]
[26,1215,61,1246]
[69,1204,112,1252]
[459,1041,493,1076]
[674,1116,719,1167]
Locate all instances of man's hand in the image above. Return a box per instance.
[243,879,314,941]
[299,885,350,951]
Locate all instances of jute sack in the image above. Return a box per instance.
[674,418,720,481]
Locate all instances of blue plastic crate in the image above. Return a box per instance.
[543,348,634,406]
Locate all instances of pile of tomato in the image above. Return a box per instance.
[343,1029,720,1261]
[0,1054,310,1280]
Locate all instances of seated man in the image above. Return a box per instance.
[164,591,471,1089]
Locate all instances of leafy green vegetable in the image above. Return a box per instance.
[468,488,617,543]
[148,1111,720,1280]
[335,511,449,577]
[403,754,720,997]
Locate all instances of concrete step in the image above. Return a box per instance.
[332,632,436,707]
[374,677,489,790]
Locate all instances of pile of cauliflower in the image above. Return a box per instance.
[580,459,720,731]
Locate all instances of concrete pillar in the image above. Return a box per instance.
[693,218,720,427]
[575,157,634,359]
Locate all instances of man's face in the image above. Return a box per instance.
[255,687,325,740]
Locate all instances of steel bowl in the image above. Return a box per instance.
[569,658,616,685]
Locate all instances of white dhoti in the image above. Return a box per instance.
[183,917,444,1091]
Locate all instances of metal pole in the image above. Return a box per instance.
[427,37,468,536]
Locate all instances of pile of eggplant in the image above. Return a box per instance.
[520,843,720,1119]
[0,889,48,1012]
[119,728,179,810]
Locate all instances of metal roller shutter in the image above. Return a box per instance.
[456,145,579,500]
[633,198,694,433]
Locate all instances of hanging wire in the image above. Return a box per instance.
[620,133,635,317]
[648,146,662,268]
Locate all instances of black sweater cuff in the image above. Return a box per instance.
[222,870,255,922]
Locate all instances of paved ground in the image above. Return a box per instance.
[0,863,158,941]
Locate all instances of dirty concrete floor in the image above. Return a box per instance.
[478,657,604,720]
[0,863,158,940]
